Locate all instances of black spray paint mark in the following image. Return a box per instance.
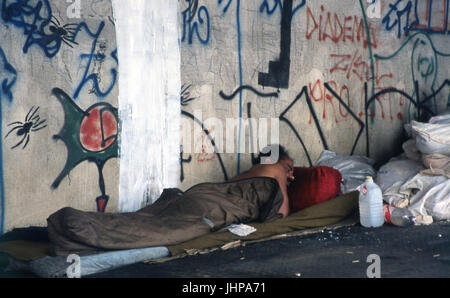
[258,0,294,89]
[181,83,197,106]
[324,83,365,156]
[362,80,445,156]
[49,16,79,48]
[5,106,47,149]
[279,86,327,166]
[181,110,229,181]
[219,85,279,100]
[179,145,192,182]
[246,102,259,166]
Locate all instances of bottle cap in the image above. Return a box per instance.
[366,176,373,180]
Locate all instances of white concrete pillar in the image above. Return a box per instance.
[112,0,181,211]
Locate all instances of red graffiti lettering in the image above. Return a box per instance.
[196,130,216,162]
[410,0,448,32]
[306,5,378,48]
[358,85,406,121]
[330,51,392,84]
[308,79,350,124]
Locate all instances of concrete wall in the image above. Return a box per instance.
[177,0,450,189]
[1,0,450,233]
[0,0,119,233]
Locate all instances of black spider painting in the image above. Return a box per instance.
[181,83,197,106]
[49,16,79,48]
[5,106,47,149]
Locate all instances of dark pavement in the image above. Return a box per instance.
[87,220,450,278]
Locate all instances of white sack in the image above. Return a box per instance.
[315,150,376,194]
[428,112,450,124]
[399,174,450,222]
[377,158,423,207]
[402,139,421,161]
[420,153,450,178]
[411,121,450,155]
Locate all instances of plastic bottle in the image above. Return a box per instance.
[358,176,384,228]
[383,204,416,227]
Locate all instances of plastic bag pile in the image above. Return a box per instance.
[315,111,450,225]
[376,112,450,225]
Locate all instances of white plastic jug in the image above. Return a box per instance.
[358,176,384,228]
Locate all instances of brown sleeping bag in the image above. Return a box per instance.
[47,177,283,256]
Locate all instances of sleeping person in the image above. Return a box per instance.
[46,144,293,256]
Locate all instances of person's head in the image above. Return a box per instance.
[256,144,295,184]
[256,144,291,164]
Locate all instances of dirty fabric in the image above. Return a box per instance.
[47,177,283,256]
[167,191,358,256]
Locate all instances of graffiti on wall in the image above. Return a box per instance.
[0,44,17,234]
[375,32,450,118]
[181,0,210,45]
[51,88,118,212]
[179,145,192,182]
[1,0,62,57]
[181,83,197,106]
[0,0,119,219]
[215,0,309,173]
[0,45,17,105]
[382,0,450,38]
[258,0,304,89]
[5,106,47,149]
[180,82,229,181]
[179,0,450,185]
[73,21,118,99]
[48,15,79,48]
[0,0,118,101]
[305,4,379,48]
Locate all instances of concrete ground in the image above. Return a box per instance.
[1,220,449,279]
[87,220,450,278]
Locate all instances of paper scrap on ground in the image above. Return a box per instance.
[226,224,257,237]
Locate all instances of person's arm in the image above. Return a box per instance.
[276,178,290,218]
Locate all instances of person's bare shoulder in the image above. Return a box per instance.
[267,163,286,181]
[229,163,285,183]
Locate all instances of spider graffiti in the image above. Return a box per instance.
[5,106,47,149]
[180,83,197,106]
[49,16,79,48]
